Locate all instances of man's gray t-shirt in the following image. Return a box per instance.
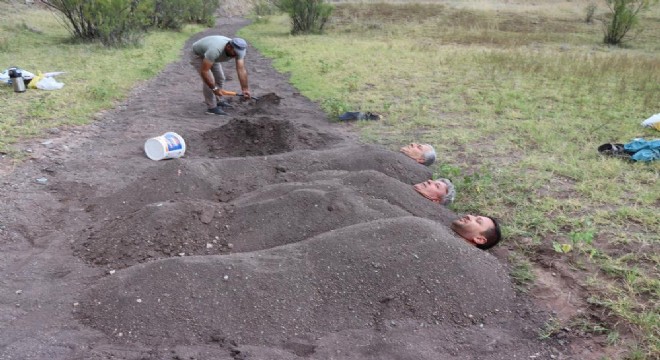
[192,36,246,63]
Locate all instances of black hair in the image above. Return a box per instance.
[476,216,502,250]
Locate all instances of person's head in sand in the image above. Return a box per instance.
[400,143,436,166]
[413,178,455,205]
[451,215,502,250]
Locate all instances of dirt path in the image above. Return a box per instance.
[0,19,571,359]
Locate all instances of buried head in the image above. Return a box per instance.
[450,215,501,250]
[400,143,436,166]
[413,178,455,205]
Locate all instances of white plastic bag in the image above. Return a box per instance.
[36,76,64,90]
[641,113,660,127]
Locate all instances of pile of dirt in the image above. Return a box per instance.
[200,117,338,157]
[77,218,518,348]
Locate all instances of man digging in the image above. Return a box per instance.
[190,35,252,116]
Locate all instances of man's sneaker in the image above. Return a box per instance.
[217,99,234,108]
[206,106,227,116]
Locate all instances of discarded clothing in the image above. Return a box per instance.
[338,111,382,122]
[598,138,660,162]
[624,138,660,162]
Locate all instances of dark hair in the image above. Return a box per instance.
[476,216,502,250]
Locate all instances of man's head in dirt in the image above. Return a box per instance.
[413,178,455,205]
[451,215,502,250]
[400,143,436,166]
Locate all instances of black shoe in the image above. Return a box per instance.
[217,100,234,108]
[206,106,228,116]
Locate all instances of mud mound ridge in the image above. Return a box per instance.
[73,200,232,269]
[74,177,416,270]
[84,160,219,218]
[201,117,341,157]
[78,217,516,347]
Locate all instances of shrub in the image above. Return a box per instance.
[276,0,333,34]
[41,0,216,45]
[253,0,278,16]
[601,0,657,45]
[42,0,149,45]
[148,0,217,30]
[585,2,597,23]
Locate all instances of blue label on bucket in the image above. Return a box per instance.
[164,133,183,152]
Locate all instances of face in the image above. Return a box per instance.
[400,143,432,164]
[450,215,495,246]
[413,179,448,203]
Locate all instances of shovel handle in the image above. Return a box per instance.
[221,90,237,96]
[237,93,259,101]
[222,91,258,100]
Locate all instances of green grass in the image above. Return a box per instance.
[0,2,203,155]
[240,2,660,358]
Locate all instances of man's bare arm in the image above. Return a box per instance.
[235,58,250,98]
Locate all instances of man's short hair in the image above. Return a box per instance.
[476,216,502,250]
[421,144,436,166]
[437,178,455,205]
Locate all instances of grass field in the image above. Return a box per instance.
[239,1,659,358]
[1,0,658,358]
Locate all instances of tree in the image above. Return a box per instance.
[602,0,657,45]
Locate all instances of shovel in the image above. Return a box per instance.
[222,90,260,102]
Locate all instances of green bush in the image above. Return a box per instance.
[148,0,216,30]
[276,0,333,34]
[43,0,150,45]
[602,0,657,45]
[42,0,217,46]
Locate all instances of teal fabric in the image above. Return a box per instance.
[624,138,660,162]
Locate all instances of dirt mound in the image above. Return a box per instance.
[83,160,218,218]
[78,217,516,348]
[73,170,457,270]
[200,116,339,157]
[73,200,230,269]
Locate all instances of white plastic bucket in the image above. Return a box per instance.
[144,132,186,161]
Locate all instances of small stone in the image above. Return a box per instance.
[178,253,185,256]
[73,302,79,306]
[227,243,234,249]
[15,290,22,295]
[223,275,229,281]
[35,177,48,184]
[136,299,142,303]
[206,243,213,249]
[108,270,116,275]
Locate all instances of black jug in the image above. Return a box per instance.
[8,68,26,93]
